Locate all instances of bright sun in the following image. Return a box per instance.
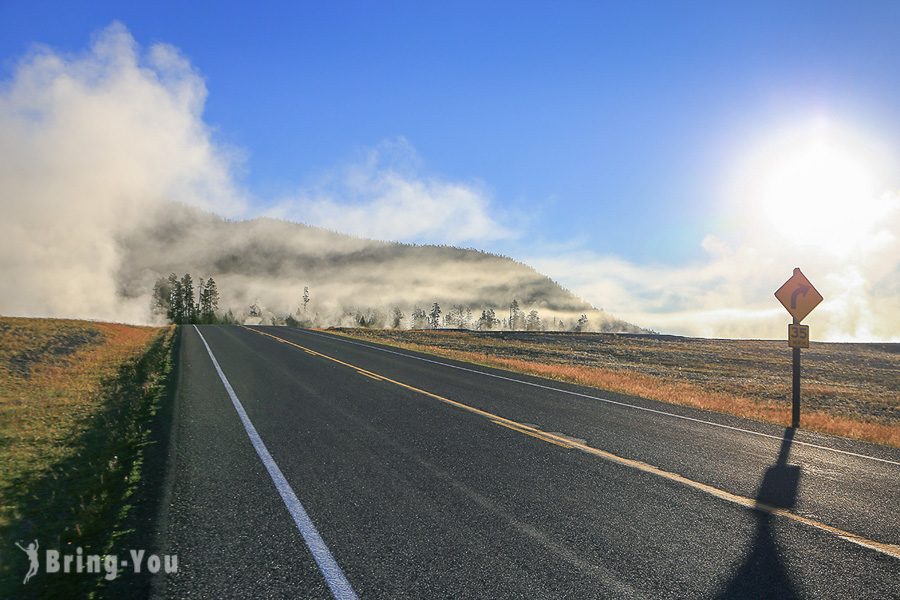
[740,120,892,253]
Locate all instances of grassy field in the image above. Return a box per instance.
[330,328,899,448]
[0,316,174,597]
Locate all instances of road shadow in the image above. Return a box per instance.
[716,428,801,599]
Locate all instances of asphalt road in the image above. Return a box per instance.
[148,325,900,599]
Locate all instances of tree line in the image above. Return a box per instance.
[359,300,590,332]
[251,290,592,332]
[151,276,596,333]
[152,273,223,324]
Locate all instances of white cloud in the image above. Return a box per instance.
[268,139,516,244]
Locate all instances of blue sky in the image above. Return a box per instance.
[2,1,895,260]
[2,2,899,338]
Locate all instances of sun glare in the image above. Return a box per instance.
[739,121,893,254]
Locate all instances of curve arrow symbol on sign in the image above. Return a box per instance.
[790,285,809,309]
[775,268,823,322]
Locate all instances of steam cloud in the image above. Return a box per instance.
[0,23,245,322]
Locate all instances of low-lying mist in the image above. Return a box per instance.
[119,203,640,331]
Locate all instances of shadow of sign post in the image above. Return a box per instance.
[717,428,801,599]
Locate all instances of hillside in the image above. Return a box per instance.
[116,203,643,330]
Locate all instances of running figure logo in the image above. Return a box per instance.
[15,539,39,584]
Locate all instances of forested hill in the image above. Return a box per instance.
[117,203,644,331]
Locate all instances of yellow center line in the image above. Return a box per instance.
[243,326,900,560]
[357,370,385,382]
[491,419,574,448]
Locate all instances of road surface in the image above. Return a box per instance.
[146,325,900,598]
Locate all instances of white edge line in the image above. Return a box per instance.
[193,326,359,600]
[290,328,900,467]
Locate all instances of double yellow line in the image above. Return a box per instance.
[243,326,900,560]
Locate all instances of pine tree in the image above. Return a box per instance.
[180,273,195,324]
[205,277,219,323]
[429,303,442,329]
[195,278,206,323]
[391,307,405,329]
[449,304,467,329]
[411,307,428,328]
[168,273,182,323]
[575,314,589,332]
[477,308,497,330]
[509,299,522,330]
[152,276,173,319]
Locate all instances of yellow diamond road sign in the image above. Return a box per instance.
[775,268,823,322]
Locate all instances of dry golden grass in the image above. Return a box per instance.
[330,329,899,448]
[0,316,166,526]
